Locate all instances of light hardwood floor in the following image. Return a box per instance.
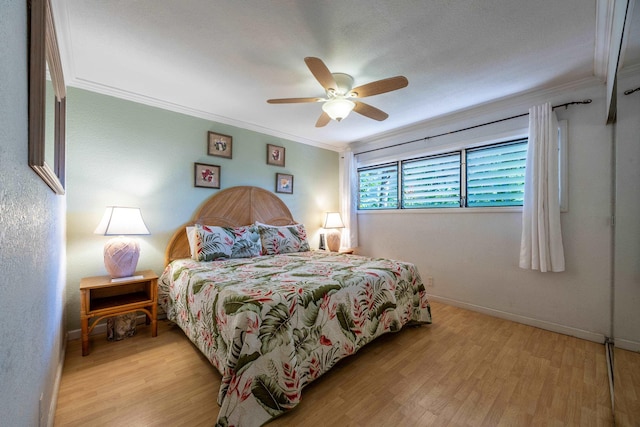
[55,301,615,426]
[614,347,640,426]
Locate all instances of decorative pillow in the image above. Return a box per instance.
[192,225,233,261]
[191,224,261,261]
[230,225,262,258]
[257,223,310,255]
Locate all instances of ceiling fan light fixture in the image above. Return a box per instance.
[322,98,356,122]
[267,58,407,126]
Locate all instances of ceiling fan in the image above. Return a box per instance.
[267,57,409,127]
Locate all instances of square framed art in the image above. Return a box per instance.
[275,173,293,194]
[208,131,232,159]
[267,144,285,167]
[194,163,221,189]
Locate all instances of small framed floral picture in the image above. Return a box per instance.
[194,163,221,189]
[275,173,293,194]
[208,131,232,159]
[267,144,285,167]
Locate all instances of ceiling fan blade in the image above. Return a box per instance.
[315,111,331,127]
[267,97,323,104]
[304,57,337,92]
[353,101,389,121]
[349,76,409,98]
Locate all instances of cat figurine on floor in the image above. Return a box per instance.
[107,312,137,341]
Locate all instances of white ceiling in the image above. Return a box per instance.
[52,0,640,151]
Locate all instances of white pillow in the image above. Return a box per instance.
[186,226,197,257]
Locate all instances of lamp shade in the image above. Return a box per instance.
[94,207,150,236]
[322,98,355,121]
[95,207,149,279]
[323,212,345,229]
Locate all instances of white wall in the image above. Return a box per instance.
[353,81,614,342]
[0,1,67,425]
[614,70,640,351]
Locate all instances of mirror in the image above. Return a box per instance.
[612,0,640,424]
[28,0,66,195]
[613,76,640,425]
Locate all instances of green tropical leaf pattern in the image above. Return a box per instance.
[336,303,356,341]
[300,284,341,307]
[196,225,231,261]
[292,326,321,360]
[158,251,431,427]
[259,302,292,354]
[194,224,261,261]
[235,351,260,375]
[251,374,292,416]
[258,224,311,254]
[222,295,262,315]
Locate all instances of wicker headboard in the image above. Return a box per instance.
[164,186,296,265]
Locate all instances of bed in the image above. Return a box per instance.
[158,186,432,426]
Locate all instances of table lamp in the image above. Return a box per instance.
[94,206,150,278]
[323,212,344,252]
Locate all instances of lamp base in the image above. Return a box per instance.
[326,230,341,252]
[104,236,140,278]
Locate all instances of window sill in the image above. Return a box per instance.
[357,206,523,215]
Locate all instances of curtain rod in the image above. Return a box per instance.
[354,99,592,156]
[624,87,640,95]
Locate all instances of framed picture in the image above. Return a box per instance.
[208,131,232,159]
[267,144,285,167]
[275,173,294,194]
[194,163,221,189]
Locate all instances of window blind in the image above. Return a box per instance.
[466,139,527,207]
[358,163,398,209]
[402,153,461,208]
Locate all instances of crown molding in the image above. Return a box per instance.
[49,0,344,153]
[351,76,602,153]
[594,0,616,81]
[68,77,344,152]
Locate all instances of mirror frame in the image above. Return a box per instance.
[28,0,66,195]
[605,0,633,124]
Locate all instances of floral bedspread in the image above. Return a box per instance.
[158,251,431,426]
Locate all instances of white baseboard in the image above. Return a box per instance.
[613,338,640,353]
[427,294,607,344]
[47,334,66,427]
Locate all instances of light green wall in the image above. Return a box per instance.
[65,87,340,331]
[0,0,66,425]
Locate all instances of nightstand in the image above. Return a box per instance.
[80,269,158,356]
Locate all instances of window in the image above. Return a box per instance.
[358,139,528,210]
[358,163,398,209]
[466,139,527,207]
[402,153,461,208]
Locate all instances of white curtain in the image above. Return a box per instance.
[339,151,358,249]
[519,102,565,272]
